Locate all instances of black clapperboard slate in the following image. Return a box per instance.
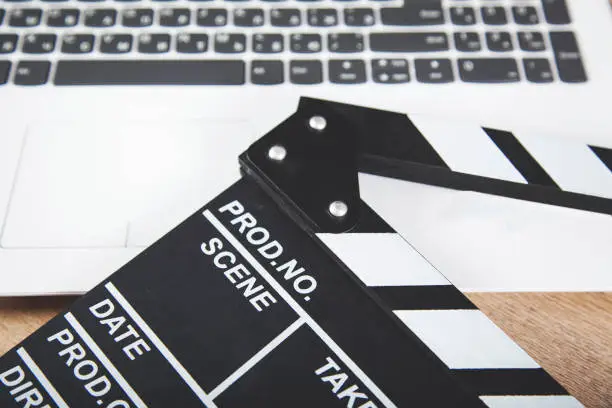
[0,98,585,408]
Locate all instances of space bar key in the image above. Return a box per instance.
[54,60,246,85]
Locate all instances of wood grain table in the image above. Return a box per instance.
[1,292,610,407]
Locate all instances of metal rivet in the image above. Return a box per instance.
[329,200,348,218]
[268,145,287,162]
[308,115,327,132]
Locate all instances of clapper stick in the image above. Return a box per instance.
[0,98,585,407]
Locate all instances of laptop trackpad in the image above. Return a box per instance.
[2,120,254,248]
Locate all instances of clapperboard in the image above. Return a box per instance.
[0,97,598,407]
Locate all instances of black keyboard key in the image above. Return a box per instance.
[344,8,374,26]
[523,58,554,83]
[270,8,300,26]
[518,32,545,52]
[176,33,208,53]
[14,60,50,85]
[234,8,264,27]
[197,8,227,26]
[512,6,538,25]
[22,33,56,53]
[550,31,586,82]
[84,9,116,27]
[458,58,520,83]
[372,58,409,83]
[381,3,444,25]
[542,0,571,24]
[0,61,10,84]
[329,59,365,84]
[253,33,283,53]
[328,33,363,53]
[454,32,481,52]
[55,60,245,85]
[481,6,506,25]
[100,34,132,53]
[160,8,190,26]
[61,34,95,53]
[308,8,337,26]
[138,33,171,53]
[328,60,366,84]
[370,32,448,52]
[122,8,153,27]
[0,34,18,54]
[450,7,475,25]
[251,60,283,85]
[415,58,453,83]
[0,9,4,26]
[290,34,321,53]
[47,8,79,27]
[290,60,322,84]
[486,32,513,52]
[214,33,246,53]
[9,8,41,27]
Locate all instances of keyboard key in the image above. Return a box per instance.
[270,8,300,26]
[160,8,190,26]
[308,8,337,26]
[481,6,506,25]
[344,8,374,26]
[197,8,227,26]
[253,33,283,53]
[22,33,56,53]
[84,9,116,27]
[234,8,264,27]
[458,58,520,83]
[0,61,10,85]
[289,60,322,84]
[454,32,481,52]
[0,10,4,26]
[290,34,321,53]
[328,33,363,53]
[329,59,366,84]
[214,33,246,53]
[450,7,475,25]
[486,32,513,52]
[138,33,171,53]
[550,31,586,82]
[523,58,554,83]
[100,34,132,53]
[542,0,570,24]
[14,60,50,85]
[512,6,538,25]
[370,32,448,52]
[47,8,79,27]
[381,3,444,25]
[176,33,208,53]
[61,34,95,53]
[251,60,283,85]
[9,8,42,27]
[371,59,409,83]
[122,8,153,27]
[54,60,246,85]
[415,58,453,83]
[0,34,18,54]
[518,32,545,51]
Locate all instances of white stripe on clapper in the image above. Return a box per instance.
[105,282,219,408]
[208,317,306,400]
[16,347,69,408]
[203,209,398,408]
[64,312,148,408]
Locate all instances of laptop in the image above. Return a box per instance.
[0,0,611,295]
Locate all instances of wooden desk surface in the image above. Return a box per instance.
[1,292,610,407]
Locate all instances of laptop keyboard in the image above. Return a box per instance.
[0,0,587,86]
